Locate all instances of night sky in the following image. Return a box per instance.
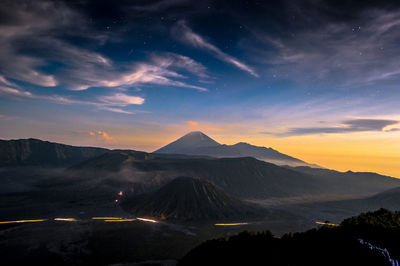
[1,0,400,176]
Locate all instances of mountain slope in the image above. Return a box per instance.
[121,176,266,220]
[192,142,306,166]
[154,131,311,167]
[0,138,108,167]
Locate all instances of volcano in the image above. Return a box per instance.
[121,176,265,220]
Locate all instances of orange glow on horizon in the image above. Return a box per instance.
[44,123,400,179]
[229,132,400,178]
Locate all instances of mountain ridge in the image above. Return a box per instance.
[154,131,313,167]
[0,138,109,167]
[70,150,400,200]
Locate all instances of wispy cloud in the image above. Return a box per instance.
[151,53,209,79]
[0,76,144,114]
[252,8,400,89]
[97,58,208,92]
[174,20,258,77]
[100,107,135,115]
[0,1,80,87]
[274,119,399,137]
[0,1,208,93]
[98,93,145,106]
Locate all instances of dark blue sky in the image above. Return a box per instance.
[1,0,400,173]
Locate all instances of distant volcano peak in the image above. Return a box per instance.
[154,132,313,167]
[183,131,211,140]
[154,131,220,154]
[185,131,205,135]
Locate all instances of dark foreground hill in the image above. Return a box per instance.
[0,138,108,167]
[121,177,266,220]
[178,209,400,266]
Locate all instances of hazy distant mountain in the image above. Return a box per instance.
[154,131,313,167]
[289,166,400,195]
[72,150,325,198]
[71,150,400,200]
[0,138,108,167]
[69,149,154,172]
[277,185,400,226]
[121,176,265,220]
[329,187,400,213]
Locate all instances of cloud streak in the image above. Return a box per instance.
[251,8,400,89]
[0,1,209,93]
[174,21,258,77]
[99,93,145,106]
[0,76,144,114]
[0,0,81,87]
[276,119,399,137]
[97,56,208,92]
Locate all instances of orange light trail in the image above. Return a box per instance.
[214,222,249,226]
[316,221,339,226]
[0,219,48,224]
[54,218,77,222]
[91,217,123,220]
[104,219,137,222]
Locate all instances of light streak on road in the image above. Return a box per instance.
[54,218,77,222]
[0,219,48,224]
[0,217,160,224]
[104,219,137,222]
[91,217,123,220]
[316,221,339,226]
[137,217,158,223]
[214,222,249,226]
